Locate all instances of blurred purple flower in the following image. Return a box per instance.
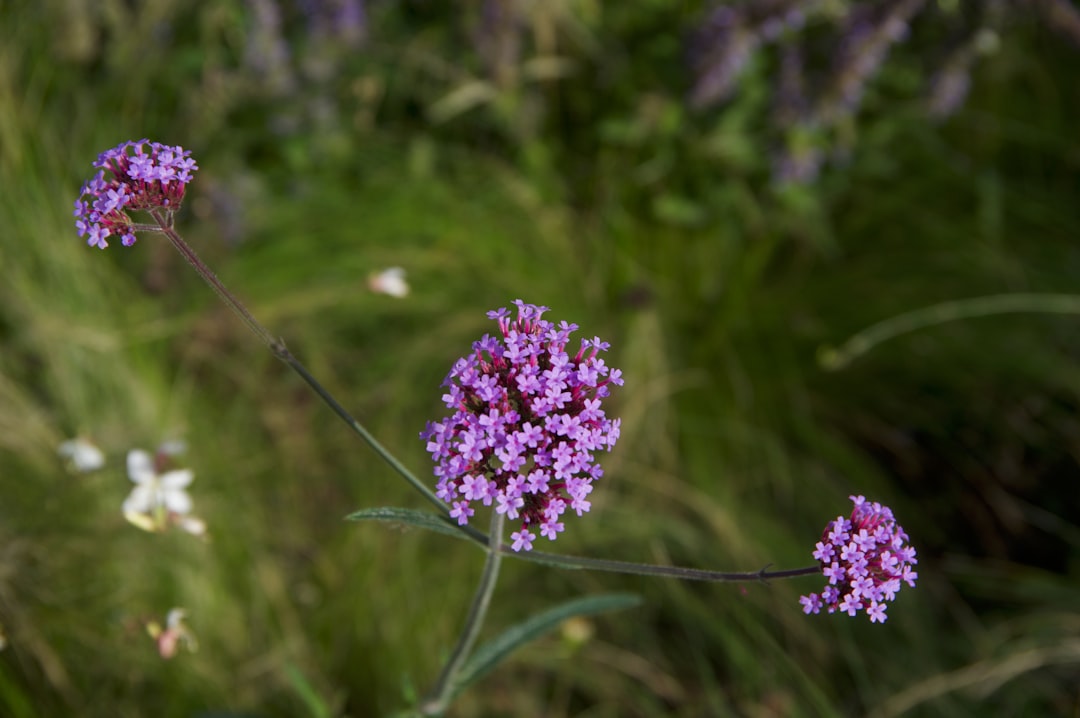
[771,142,824,185]
[421,300,623,550]
[800,495,918,623]
[926,50,973,120]
[476,0,524,83]
[245,0,297,95]
[774,41,809,128]
[818,0,927,122]
[771,42,825,185]
[689,6,761,108]
[927,26,1000,120]
[74,140,198,249]
[689,1,817,110]
[299,0,368,49]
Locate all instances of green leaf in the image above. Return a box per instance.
[345,507,470,542]
[283,663,332,718]
[652,193,707,227]
[449,593,643,700]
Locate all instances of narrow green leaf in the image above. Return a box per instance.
[450,593,642,699]
[283,663,331,718]
[344,507,469,541]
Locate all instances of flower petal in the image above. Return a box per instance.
[159,469,194,490]
[163,489,192,515]
[58,438,106,472]
[126,450,155,484]
[122,485,156,514]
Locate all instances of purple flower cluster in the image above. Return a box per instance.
[74,140,198,249]
[800,495,918,623]
[421,300,623,551]
[688,1,809,108]
[819,0,925,123]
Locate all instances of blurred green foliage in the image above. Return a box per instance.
[1,1,1079,716]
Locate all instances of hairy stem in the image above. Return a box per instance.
[431,515,819,581]
[420,510,506,715]
[149,210,444,510]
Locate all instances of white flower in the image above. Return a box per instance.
[122,449,194,529]
[57,438,105,473]
[147,608,197,659]
[368,266,409,298]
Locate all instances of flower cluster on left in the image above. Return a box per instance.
[56,437,204,658]
[74,139,198,249]
[57,438,207,538]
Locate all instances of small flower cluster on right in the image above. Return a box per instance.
[800,495,918,623]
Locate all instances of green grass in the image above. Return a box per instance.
[2,3,1079,716]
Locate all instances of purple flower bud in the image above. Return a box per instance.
[800,495,918,623]
[421,301,623,551]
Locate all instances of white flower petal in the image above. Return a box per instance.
[126,450,155,484]
[177,516,207,537]
[368,267,409,298]
[163,489,192,515]
[122,484,157,514]
[159,469,194,490]
[58,438,106,472]
[165,608,187,629]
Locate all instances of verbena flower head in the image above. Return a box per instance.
[800,495,918,623]
[74,140,198,249]
[421,300,624,551]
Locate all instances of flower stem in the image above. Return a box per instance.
[149,210,445,511]
[420,510,506,716]
[508,550,821,581]
[443,519,818,581]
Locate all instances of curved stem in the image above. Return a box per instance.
[420,510,506,716]
[149,211,445,511]
[508,550,820,581]
[820,292,1080,370]
[445,518,818,581]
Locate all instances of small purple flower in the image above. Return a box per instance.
[421,301,623,551]
[74,140,198,249]
[800,495,918,623]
